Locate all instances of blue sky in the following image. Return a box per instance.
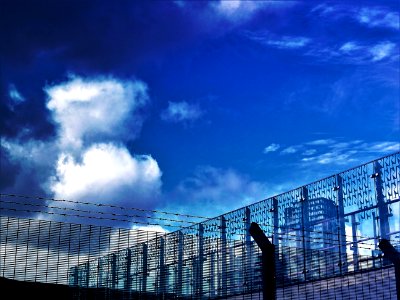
[1,0,399,224]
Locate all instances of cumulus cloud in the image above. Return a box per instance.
[2,75,162,216]
[45,76,148,149]
[50,143,161,205]
[263,143,280,153]
[161,101,203,123]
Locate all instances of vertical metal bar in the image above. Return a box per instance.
[378,239,400,300]
[245,207,252,292]
[351,214,359,271]
[249,222,276,300]
[177,231,183,297]
[85,261,90,288]
[158,237,165,295]
[220,216,227,298]
[374,161,390,240]
[142,243,148,293]
[301,186,309,280]
[335,174,348,274]
[197,224,204,297]
[125,248,132,291]
[210,251,215,297]
[111,253,117,290]
[272,197,279,249]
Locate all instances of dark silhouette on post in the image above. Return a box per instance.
[249,222,276,300]
[379,239,400,300]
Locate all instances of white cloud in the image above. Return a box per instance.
[50,143,162,206]
[369,42,396,61]
[312,4,399,30]
[302,149,317,156]
[307,139,336,146]
[266,36,310,49]
[281,146,300,154]
[264,143,280,153]
[339,42,360,53]
[358,7,399,30]
[161,101,203,123]
[245,31,310,50]
[212,1,296,22]
[46,76,148,149]
[3,75,163,215]
[131,224,169,233]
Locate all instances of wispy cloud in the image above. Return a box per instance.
[312,4,399,30]
[276,138,399,167]
[369,42,396,61]
[212,1,297,23]
[8,84,25,104]
[263,143,280,153]
[161,101,203,123]
[306,139,336,146]
[357,7,399,30]
[281,146,301,154]
[244,31,310,50]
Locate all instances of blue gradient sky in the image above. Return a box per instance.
[1,0,399,220]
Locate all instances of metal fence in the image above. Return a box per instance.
[1,152,399,299]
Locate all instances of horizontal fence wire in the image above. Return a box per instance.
[0,152,399,299]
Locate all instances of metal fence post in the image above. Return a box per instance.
[197,224,204,297]
[373,162,390,241]
[249,222,276,300]
[220,216,227,297]
[335,174,348,274]
[159,237,165,295]
[125,248,132,292]
[177,231,183,297]
[379,239,400,300]
[142,244,148,293]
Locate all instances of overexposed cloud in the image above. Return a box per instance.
[50,143,161,205]
[161,101,203,123]
[46,76,148,149]
[264,143,280,153]
[3,75,163,216]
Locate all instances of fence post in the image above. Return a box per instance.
[142,244,148,293]
[220,216,227,297]
[249,222,276,300]
[335,174,348,274]
[159,237,165,295]
[125,248,132,292]
[197,224,204,297]
[177,231,183,297]
[378,239,400,300]
[373,162,390,240]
